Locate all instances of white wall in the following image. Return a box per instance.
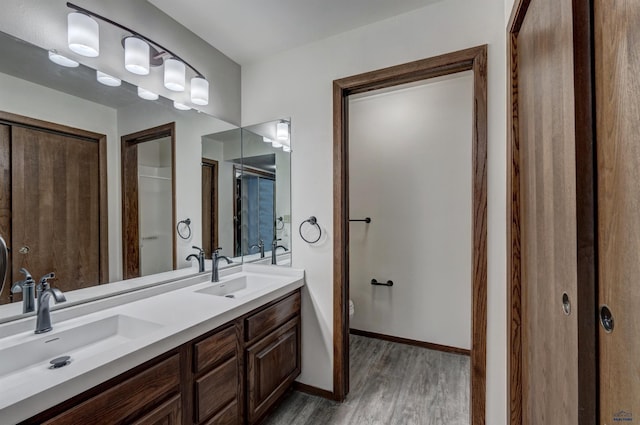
[505,0,516,24]
[241,0,507,423]
[0,72,120,281]
[348,73,473,350]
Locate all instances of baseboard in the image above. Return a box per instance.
[292,382,335,400]
[349,328,471,356]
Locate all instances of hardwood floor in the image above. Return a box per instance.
[263,334,470,425]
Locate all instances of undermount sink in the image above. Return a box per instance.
[0,314,161,378]
[195,274,280,299]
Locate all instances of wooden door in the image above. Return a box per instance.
[0,124,11,303]
[510,0,601,422]
[595,1,640,423]
[201,158,218,258]
[11,126,100,291]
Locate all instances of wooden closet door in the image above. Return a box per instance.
[595,1,640,423]
[517,0,580,423]
[11,126,100,289]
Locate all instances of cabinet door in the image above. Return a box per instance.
[131,395,181,425]
[595,0,640,423]
[246,317,300,424]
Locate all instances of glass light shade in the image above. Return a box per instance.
[96,71,121,87]
[263,137,272,143]
[272,140,283,148]
[190,77,209,105]
[68,12,99,57]
[276,121,289,141]
[173,101,191,111]
[164,58,185,91]
[124,37,149,75]
[282,145,291,152]
[137,87,158,100]
[48,50,79,68]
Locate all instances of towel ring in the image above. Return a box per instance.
[177,218,192,240]
[299,216,321,244]
[275,216,285,231]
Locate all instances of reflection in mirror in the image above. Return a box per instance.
[201,129,241,261]
[241,120,292,265]
[0,29,239,310]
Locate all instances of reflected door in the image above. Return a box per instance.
[7,126,100,295]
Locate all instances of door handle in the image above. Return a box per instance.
[600,305,614,333]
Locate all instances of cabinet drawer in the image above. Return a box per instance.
[194,324,237,373]
[195,356,238,423]
[130,394,181,425]
[202,400,238,425]
[44,354,180,425]
[245,290,300,342]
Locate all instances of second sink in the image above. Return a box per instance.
[195,274,280,299]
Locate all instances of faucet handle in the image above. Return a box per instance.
[19,268,34,282]
[192,246,204,254]
[37,273,56,290]
[12,268,35,293]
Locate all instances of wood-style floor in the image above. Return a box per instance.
[263,334,470,425]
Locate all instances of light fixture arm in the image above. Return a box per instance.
[66,2,205,79]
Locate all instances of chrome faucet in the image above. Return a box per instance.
[186,246,205,272]
[249,239,265,258]
[11,268,36,314]
[271,239,289,265]
[212,248,233,283]
[35,273,66,334]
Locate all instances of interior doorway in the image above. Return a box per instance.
[121,122,176,280]
[332,46,487,425]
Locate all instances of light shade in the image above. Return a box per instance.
[272,140,283,148]
[137,87,158,100]
[263,137,272,143]
[282,145,291,152]
[96,71,121,87]
[173,101,191,111]
[48,50,79,68]
[68,12,99,57]
[190,77,209,105]
[164,58,185,92]
[276,121,289,141]
[124,37,149,75]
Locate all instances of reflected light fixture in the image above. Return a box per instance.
[173,101,191,111]
[124,37,149,75]
[137,87,159,100]
[272,140,283,148]
[68,12,99,57]
[276,121,289,141]
[96,71,121,87]
[282,145,291,152]
[48,50,79,68]
[263,137,272,143]
[190,76,209,105]
[164,58,185,92]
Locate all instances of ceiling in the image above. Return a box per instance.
[147,0,444,65]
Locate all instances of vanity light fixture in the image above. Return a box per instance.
[272,140,283,148]
[164,58,186,92]
[282,145,291,152]
[173,101,191,111]
[48,50,79,68]
[67,12,99,57]
[190,76,209,105]
[65,2,210,109]
[137,87,159,100]
[263,137,272,143]
[96,71,121,87]
[276,121,289,141]
[124,37,150,75]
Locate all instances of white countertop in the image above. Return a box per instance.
[0,263,304,424]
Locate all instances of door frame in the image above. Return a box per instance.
[332,45,488,425]
[121,122,176,280]
[0,110,109,300]
[507,1,597,424]
[201,158,219,258]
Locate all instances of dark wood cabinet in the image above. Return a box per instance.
[246,317,301,424]
[22,288,302,425]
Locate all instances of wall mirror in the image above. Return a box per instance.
[203,120,292,266]
[0,28,239,313]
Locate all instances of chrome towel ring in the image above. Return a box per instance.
[299,216,321,244]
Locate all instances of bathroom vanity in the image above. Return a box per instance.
[0,264,304,425]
